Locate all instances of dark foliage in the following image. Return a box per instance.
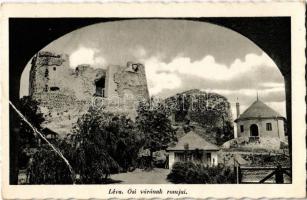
[136,99,177,167]
[18,96,45,169]
[69,108,145,183]
[28,108,145,184]
[29,144,73,184]
[167,161,236,184]
[241,154,290,167]
[165,90,234,145]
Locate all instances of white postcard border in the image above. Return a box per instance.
[1,2,306,199]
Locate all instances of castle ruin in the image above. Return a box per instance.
[29,51,149,135]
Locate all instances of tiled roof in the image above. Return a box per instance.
[235,100,284,122]
[167,131,219,151]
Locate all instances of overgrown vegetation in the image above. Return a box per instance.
[27,107,146,184]
[71,108,144,179]
[28,144,73,184]
[165,89,234,145]
[241,154,290,167]
[19,95,177,184]
[136,99,177,168]
[167,161,236,184]
[18,96,45,169]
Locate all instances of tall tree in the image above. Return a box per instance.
[136,99,177,168]
[70,108,144,182]
[70,109,120,183]
[19,96,45,146]
[18,96,45,169]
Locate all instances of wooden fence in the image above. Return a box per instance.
[234,160,291,184]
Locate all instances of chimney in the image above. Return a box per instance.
[236,98,240,118]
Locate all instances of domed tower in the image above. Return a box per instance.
[234,99,286,141]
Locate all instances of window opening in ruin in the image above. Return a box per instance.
[53,67,56,71]
[94,76,106,97]
[132,64,139,72]
[50,86,60,91]
[44,68,49,78]
[44,84,48,92]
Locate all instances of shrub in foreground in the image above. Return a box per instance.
[167,161,236,184]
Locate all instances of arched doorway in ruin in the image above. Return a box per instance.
[94,76,105,97]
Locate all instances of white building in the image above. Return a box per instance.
[234,99,286,141]
[166,131,219,169]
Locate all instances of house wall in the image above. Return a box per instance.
[234,123,238,138]
[211,152,218,166]
[202,151,218,166]
[236,118,285,140]
[169,152,175,168]
[168,151,218,169]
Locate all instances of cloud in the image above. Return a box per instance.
[209,87,284,98]
[143,53,282,95]
[131,45,147,58]
[141,52,285,116]
[143,53,277,83]
[147,73,182,96]
[69,47,106,69]
[260,82,284,89]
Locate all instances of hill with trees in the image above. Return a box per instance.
[165,89,234,145]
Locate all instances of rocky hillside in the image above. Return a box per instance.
[165,89,234,145]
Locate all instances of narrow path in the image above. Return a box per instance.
[111,168,171,184]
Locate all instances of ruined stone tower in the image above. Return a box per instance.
[29,51,149,135]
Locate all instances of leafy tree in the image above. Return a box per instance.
[136,99,177,168]
[107,115,144,171]
[69,109,120,183]
[18,96,45,169]
[28,106,145,184]
[70,108,144,182]
[18,96,45,146]
[28,143,73,184]
[213,120,234,145]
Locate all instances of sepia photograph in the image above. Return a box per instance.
[14,19,291,185]
[1,2,305,199]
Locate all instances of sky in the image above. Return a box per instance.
[20,19,286,118]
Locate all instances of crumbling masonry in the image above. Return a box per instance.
[29,51,149,135]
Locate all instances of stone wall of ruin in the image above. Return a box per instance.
[29,51,149,135]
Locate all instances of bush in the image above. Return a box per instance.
[167,161,236,184]
[29,145,73,184]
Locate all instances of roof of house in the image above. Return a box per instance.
[167,131,219,151]
[235,100,284,122]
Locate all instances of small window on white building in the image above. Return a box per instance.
[266,123,272,131]
[175,152,185,162]
[206,153,211,165]
[240,125,244,132]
